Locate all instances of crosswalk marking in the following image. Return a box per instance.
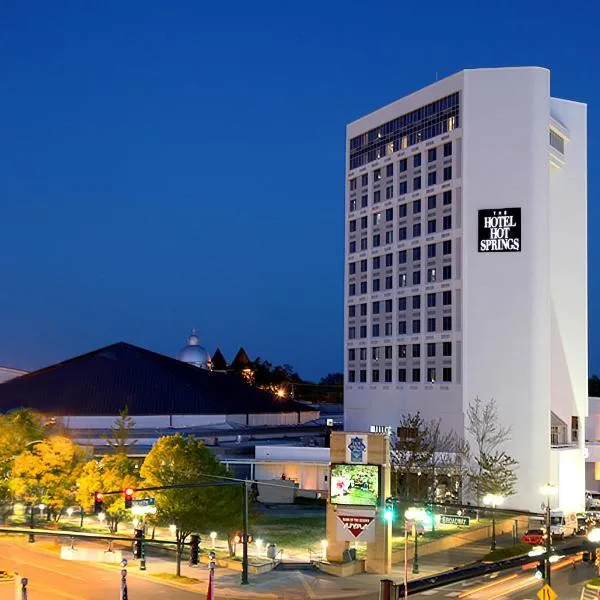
[444,593,460,598]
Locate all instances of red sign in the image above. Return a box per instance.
[337,515,374,538]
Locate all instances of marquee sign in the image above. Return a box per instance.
[336,508,376,542]
[478,208,521,252]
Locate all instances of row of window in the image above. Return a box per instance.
[350,189,452,213]
[348,367,453,383]
[349,341,452,361]
[349,241,452,274]
[348,316,453,338]
[349,291,452,317]
[349,143,453,190]
[349,266,452,295]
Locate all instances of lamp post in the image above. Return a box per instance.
[405,507,426,574]
[540,483,558,587]
[482,494,504,551]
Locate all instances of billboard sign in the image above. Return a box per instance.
[478,208,521,252]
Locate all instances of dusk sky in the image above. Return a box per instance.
[1,1,598,381]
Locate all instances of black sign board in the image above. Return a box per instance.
[478,208,521,253]
[440,514,470,526]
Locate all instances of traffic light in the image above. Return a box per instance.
[133,528,143,559]
[94,492,104,514]
[383,497,396,523]
[124,488,134,509]
[250,482,259,502]
[535,560,544,580]
[189,534,200,565]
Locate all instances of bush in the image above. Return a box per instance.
[481,543,531,562]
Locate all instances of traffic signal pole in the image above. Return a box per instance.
[242,481,249,585]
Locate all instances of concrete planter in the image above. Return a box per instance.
[317,560,366,577]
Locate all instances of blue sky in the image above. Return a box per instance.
[0,0,597,381]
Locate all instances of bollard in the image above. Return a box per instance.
[380,578,393,600]
[207,552,216,600]
[20,577,28,600]
[120,559,128,600]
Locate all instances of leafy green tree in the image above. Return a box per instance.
[10,435,87,521]
[103,406,137,455]
[140,434,242,576]
[76,454,140,533]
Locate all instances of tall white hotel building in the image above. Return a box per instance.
[344,67,587,512]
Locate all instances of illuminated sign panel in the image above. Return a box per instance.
[478,208,522,252]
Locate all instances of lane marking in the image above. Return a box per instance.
[28,581,89,600]
[458,574,517,598]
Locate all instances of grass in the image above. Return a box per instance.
[253,514,325,551]
[151,573,200,584]
[588,578,600,586]
[480,543,531,562]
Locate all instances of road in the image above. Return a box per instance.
[0,540,199,600]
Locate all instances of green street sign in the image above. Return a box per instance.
[440,514,470,526]
[132,498,155,507]
[131,497,156,515]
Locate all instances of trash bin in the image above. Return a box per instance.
[342,549,352,563]
[267,543,277,560]
[349,548,357,561]
[583,550,591,562]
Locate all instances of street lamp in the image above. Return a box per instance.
[169,524,177,536]
[540,483,558,587]
[482,494,504,551]
[98,512,106,525]
[210,531,217,549]
[405,507,426,574]
[66,507,74,518]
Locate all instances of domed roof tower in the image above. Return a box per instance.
[176,329,212,369]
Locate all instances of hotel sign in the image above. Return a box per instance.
[478,208,521,252]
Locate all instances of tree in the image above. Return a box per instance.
[319,373,343,386]
[76,454,140,533]
[104,406,136,454]
[475,451,518,498]
[10,436,87,521]
[590,375,600,397]
[140,434,242,576]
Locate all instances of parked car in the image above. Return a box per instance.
[521,529,546,545]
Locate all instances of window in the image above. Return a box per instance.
[412,319,421,334]
[398,368,407,382]
[412,295,421,310]
[361,174,368,186]
[398,204,407,217]
[413,223,421,237]
[373,212,381,226]
[427,268,436,282]
[413,176,421,191]
[443,316,452,331]
[398,297,406,311]
[361,216,368,229]
[412,344,420,358]
[427,292,436,307]
[350,220,357,232]
[372,278,380,292]
[348,370,356,382]
[412,247,421,261]
[412,368,421,383]
[443,190,452,205]
[427,367,436,383]
[428,148,437,162]
[360,259,367,272]
[399,227,407,241]
[386,185,394,199]
[442,368,452,382]
[348,348,356,361]
[385,299,393,312]
[443,240,452,255]
[384,368,392,383]
[413,153,421,168]
[399,158,407,172]
[374,190,381,203]
[360,281,367,294]
[428,171,437,186]
[398,273,407,287]
[412,270,421,285]
[428,219,436,234]
[350,178,357,190]
[386,164,394,177]
[385,253,393,267]
[349,262,356,275]
[349,241,356,253]
[443,215,452,230]
[427,342,436,357]
[385,275,393,290]
[572,416,579,442]
[413,199,421,214]
[427,317,436,332]
[385,345,393,359]
[398,344,407,358]
[349,283,356,296]
[427,195,436,210]
[398,320,407,335]
[427,243,436,258]
[359,347,367,360]
[385,230,393,245]
[442,290,452,305]
[443,265,452,280]
[349,198,356,212]
[399,180,408,195]
[443,166,452,181]
[444,141,452,157]
[360,302,367,316]
[360,325,367,338]
[443,341,452,356]
[361,194,368,208]
[386,208,393,221]
[398,250,407,264]
[360,237,368,250]
[372,347,380,361]
[374,169,381,181]
[372,301,380,314]
[373,234,381,248]
[348,326,356,339]
[349,305,355,317]
[359,369,367,383]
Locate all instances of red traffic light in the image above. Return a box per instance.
[95,492,103,501]
[125,488,134,497]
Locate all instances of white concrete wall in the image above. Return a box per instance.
[255,445,330,462]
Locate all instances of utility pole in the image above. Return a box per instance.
[242,481,249,585]
[545,499,552,587]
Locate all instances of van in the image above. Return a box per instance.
[550,510,577,538]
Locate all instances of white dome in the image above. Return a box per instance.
[176,329,211,369]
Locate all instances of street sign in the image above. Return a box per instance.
[131,498,156,516]
[440,514,470,527]
[537,584,557,600]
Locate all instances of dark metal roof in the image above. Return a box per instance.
[0,342,308,417]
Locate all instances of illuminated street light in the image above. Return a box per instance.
[169,524,177,535]
[276,388,286,398]
[482,494,504,551]
[588,528,600,543]
[98,512,106,523]
[210,531,217,548]
[405,507,427,574]
[320,539,328,557]
[66,507,74,518]
[540,483,558,587]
